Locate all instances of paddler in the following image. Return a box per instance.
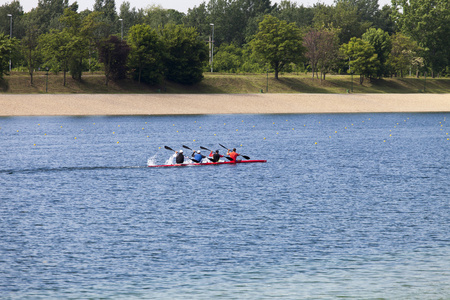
[226,148,240,162]
[175,150,185,164]
[192,150,205,163]
[209,150,223,162]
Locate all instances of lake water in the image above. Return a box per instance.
[0,113,449,299]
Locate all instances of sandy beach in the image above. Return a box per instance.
[1,93,449,116]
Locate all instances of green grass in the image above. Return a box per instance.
[1,71,450,94]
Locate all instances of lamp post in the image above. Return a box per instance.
[424,71,427,92]
[7,14,12,72]
[351,71,354,93]
[45,67,49,93]
[119,18,123,40]
[266,67,269,93]
[348,57,352,93]
[210,23,214,73]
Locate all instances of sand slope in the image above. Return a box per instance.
[1,94,449,116]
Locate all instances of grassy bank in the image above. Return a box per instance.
[1,71,450,94]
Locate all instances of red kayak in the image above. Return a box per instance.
[148,159,267,168]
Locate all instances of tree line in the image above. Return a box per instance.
[0,0,449,86]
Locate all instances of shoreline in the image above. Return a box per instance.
[1,93,450,116]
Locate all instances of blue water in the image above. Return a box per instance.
[0,113,449,299]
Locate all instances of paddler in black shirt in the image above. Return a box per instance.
[209,150,223,162]
[175,150,185,164]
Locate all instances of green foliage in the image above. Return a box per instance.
[143,5,184,29]
[275,0,314,28]
[118,2,145,37]
[373,5,397,35]
[362,28,391,77]
[21,13,41,84]
[250,15,305,79]
[38,29,72,85]
[206,0,274,47]
[0,33,15,78]
[98,35,130,84]
[340,37,379,84]
[313,1,372,43]
[388,33,421,77]
[393,0,450,76]
[127,24,164,85]
[0,1,25,39]
[213,43,243,73]
[35,0,69,33]
[160,24,208,84]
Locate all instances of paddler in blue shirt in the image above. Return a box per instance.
[192,150,205,163]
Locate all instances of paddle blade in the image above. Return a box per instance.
[182,145,192,150]
[242,155,250,160]
[224,156,233,161]
[164,146,175,151]
[200,146,211,151]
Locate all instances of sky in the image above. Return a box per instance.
[14,0,392,13]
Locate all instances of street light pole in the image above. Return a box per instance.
[45,67,49,93]
[119,19,123,41]
[424,71,427,92]
[7,14,12,72]
[210,23,214,73]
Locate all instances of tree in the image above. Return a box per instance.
[39,30,72,85]
[340,37,379,84]
[160,24,208,84]
[275,0,314,28]
[339,0,380,24]
[127,24,164,84]
[362,28,392,77]
[59,8,86,80]
[0,33,15,78]
[393,0,450,77]
[183,3,210,43]
[119,1,145,37]
[0,1,25,39]
[213,43,243,73]
[35,0,69,33]
[93,0,118,37]
[313,1,372,44]
[142,5,184,29]
[373,5,397,35]
[21,12,41,84]
[388,33,420,77]
[304,27,340,80]
[98,35,130,85]
[250,15,304,79]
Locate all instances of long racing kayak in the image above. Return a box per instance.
[148,159,267,168]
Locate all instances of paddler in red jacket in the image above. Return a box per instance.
[226,148,240,162]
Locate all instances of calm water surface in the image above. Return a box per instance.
[0,113,449,299]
